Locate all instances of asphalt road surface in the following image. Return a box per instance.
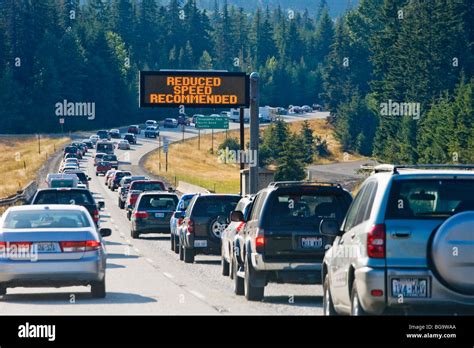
[0,114,327,315]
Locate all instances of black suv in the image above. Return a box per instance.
[31,188,104,227]
[178,194,241,263]
[123,133,137,145]
[232,181,352,301]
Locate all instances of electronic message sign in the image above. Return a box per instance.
[140,71,249,108]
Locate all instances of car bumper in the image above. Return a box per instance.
[132,222,171,234]
[184,234,220,254]
[251,253,322,272]
[0,254,106,287]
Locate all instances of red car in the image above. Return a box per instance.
[96,161,112,176]
[127,125,140,135]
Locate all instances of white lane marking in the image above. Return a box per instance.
[189,290,205,300]
[126,239,131,244]
[163,272,174,279]
[120,232,124,237]
[110,218,115,223]
[146,258,154,264]
[134,248,140,253]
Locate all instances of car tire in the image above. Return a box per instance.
[323,274,338,316]
[0,285,7,296]
[244,257,264,301]
[221,253,230,276]
[233,257,244,296]
[91,278,106,298]
[229,252,234,280]
[131,229,140,239]
[350,282,367,316]
[119,200,125,209]
[127,211,131,220]
[179,242,184,261]
[173,236,180,254]
[183,247,194,264]
[170,234,175,251]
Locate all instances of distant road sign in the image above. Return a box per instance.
[59,118,64,124]
[196,116,229,130]
[140,71,249,108]
[163,139,169,153]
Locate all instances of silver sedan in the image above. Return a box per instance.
[0,205,111,298]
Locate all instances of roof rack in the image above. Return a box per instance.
[373,164,474,175]
[268,181,342,188]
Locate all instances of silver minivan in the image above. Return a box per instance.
[321,165,474,315]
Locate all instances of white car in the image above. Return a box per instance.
[118,140,130,150]
[89,135,100,145]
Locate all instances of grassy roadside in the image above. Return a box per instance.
[144,119,365,194]
[0,136,71,199]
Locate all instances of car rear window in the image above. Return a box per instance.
[131,182,165,191]
[265,191,350,228]
[386,179,474,219]
[103,155,117,161]
[192,196,240,217]
[3,210,91,229]
[138,195,178,210]
[33,190,94,205]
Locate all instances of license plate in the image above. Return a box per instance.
[194,240,207,248]
[392,278,428,298]
[155,213,165,218]
[34,242,59,253]
[300,237,322,249]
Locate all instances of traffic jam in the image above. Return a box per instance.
[1,124,473,317]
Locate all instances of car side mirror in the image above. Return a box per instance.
[319,219,340,237]
[88,177,91,181]
[98,201,105,210]
[230,210,244,222]
[99,228,112,237]
[168,187,175,192]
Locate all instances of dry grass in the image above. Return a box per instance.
[0,136,70,199]
[144,119,365,193]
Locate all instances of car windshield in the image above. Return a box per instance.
[386,179,474,219]
[3,210,91,229]
[138,195,178,210]
[33,190,94,205]
[193,196,240,217]
[266,191,349,228]
[131,182,165,191]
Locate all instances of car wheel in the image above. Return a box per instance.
[244,256,264,301]
[173,235,180,254]
[0,285,7,296]
[179,242,184,261]
[350,282,367,316]
[91,278,106,298]
[170,234,175,251]
[127,211,131,220]
[209,216,228,239]
[323,274,338,316]
[131,229,140,239]
[233,257,244,295]
[119,200,125,209]
[183,246,194,263]
[221,250,230,276]
[229,253,234,280]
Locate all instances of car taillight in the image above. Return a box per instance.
[133,211,149,219]
[367,224,385,258]
[60,240,100,252]
[93,209,100,222]
[187,219,194,233]
[178,217,184,226]
[255,228,265,252]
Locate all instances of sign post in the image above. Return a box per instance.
[163,138,169,172]
[59,118,64,133]
[239,107,245,194]
[249,72,260,194]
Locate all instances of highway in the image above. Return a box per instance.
[0,114,329,315]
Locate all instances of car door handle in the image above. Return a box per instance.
[350,233,356,239]
[391,231,411,238]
